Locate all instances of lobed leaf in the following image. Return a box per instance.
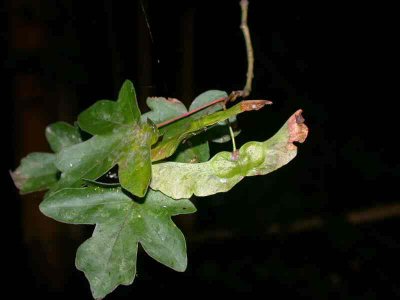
[52,127,129,192]
[11,121,82,194]
[151,110,309,199]
[40,187,195,299]
[56,80,158,197]
[78,80,140,135]
[56,123,158,198]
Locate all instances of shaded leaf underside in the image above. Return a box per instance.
[151,110,309,199]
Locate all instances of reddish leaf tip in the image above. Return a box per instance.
[288,110,309,148]
[240,100,272,111]
[166,97,183,104]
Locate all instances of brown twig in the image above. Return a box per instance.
[157,1,258,129]
[222,0,256,151]
[239,0,254,98]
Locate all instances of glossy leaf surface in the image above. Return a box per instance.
[40,187,195,299]
[55,80,158,197]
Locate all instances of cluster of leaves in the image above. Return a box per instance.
[11,80,308,299]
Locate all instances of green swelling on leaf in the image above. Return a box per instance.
[11,122,82,194]
[55,80,158,197]
[151,110,309,199]
[39,187,196,299]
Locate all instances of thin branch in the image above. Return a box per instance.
[157,1,256,129]
[215,0,255,151]
[239,0,254,98]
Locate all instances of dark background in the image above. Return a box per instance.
[2,0,398,298]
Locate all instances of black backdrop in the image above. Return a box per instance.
[2,0,398,298]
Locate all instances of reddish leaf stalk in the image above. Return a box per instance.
[156,96,227,128]
[156,98,272,129]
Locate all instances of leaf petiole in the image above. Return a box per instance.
[222,102,237,152]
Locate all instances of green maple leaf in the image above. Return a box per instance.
[54,80,158,197]
[11,122,81,194]
[39,187,196,299]
[151,110,309,199]
[188,90,227,116]
[141,96,187,124]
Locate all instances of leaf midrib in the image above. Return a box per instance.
[99,206,133,288]
[46,199,128,209]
